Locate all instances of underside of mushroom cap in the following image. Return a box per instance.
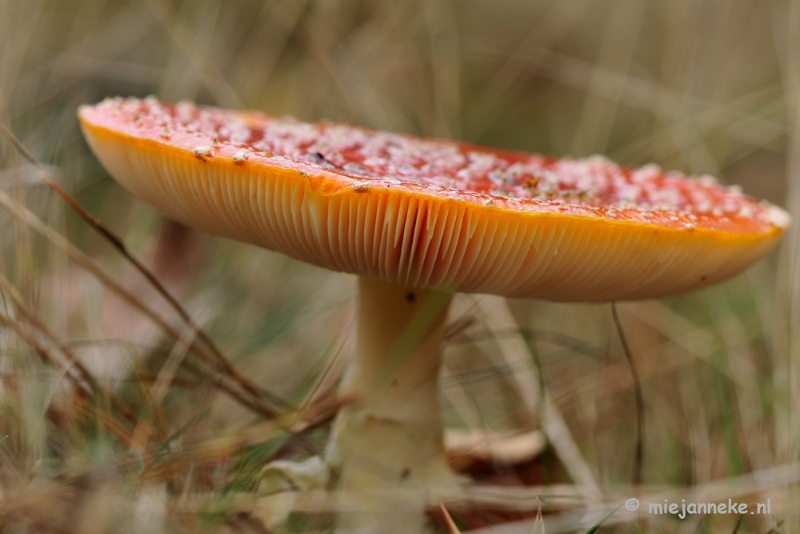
[78,97,788,302]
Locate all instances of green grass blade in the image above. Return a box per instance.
[585,505,622,534]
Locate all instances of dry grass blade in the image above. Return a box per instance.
[0,270,137,423]
[291,6,365,121]
[773,0,800,469]
[140,0,242,108]
[150,396,340,474]
[611,302,644,488]
[0,122,289,415]
[0,309,134,445]
[570,0,647,156]
[440,503,462,534]
[0,185,278,419]
[480,44,785,170]
[530,495,546,534]
[182,459,800,523]
[0,272,94,392]
[464,462,800,533]
[464,1,591,137]
[731,514,743,534]
[181,483,585,515]
[130,321,196,454]
[477,296,603,506]
[0,308,89,396]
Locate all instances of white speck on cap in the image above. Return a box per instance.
[738,205,754,219]
[193,145,212,157]
[765,204,791,228]
[233,150,248,163]
[353,180,370,191]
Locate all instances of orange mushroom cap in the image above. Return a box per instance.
[78,97,789,301]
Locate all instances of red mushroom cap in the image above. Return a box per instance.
[78,97,788,301]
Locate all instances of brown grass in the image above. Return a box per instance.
[0,0,798,532]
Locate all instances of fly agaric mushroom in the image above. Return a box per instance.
[78,97,788,532]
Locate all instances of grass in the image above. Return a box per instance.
[0,0,798,532]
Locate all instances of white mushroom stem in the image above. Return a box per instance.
[325,276,458,532]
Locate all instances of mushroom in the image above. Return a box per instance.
[78,97,789,532]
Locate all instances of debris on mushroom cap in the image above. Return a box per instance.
[78,97,789,302]
[232,150,248,163]
[193,145,212,157]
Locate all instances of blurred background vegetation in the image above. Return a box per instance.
[1,0,799,532]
